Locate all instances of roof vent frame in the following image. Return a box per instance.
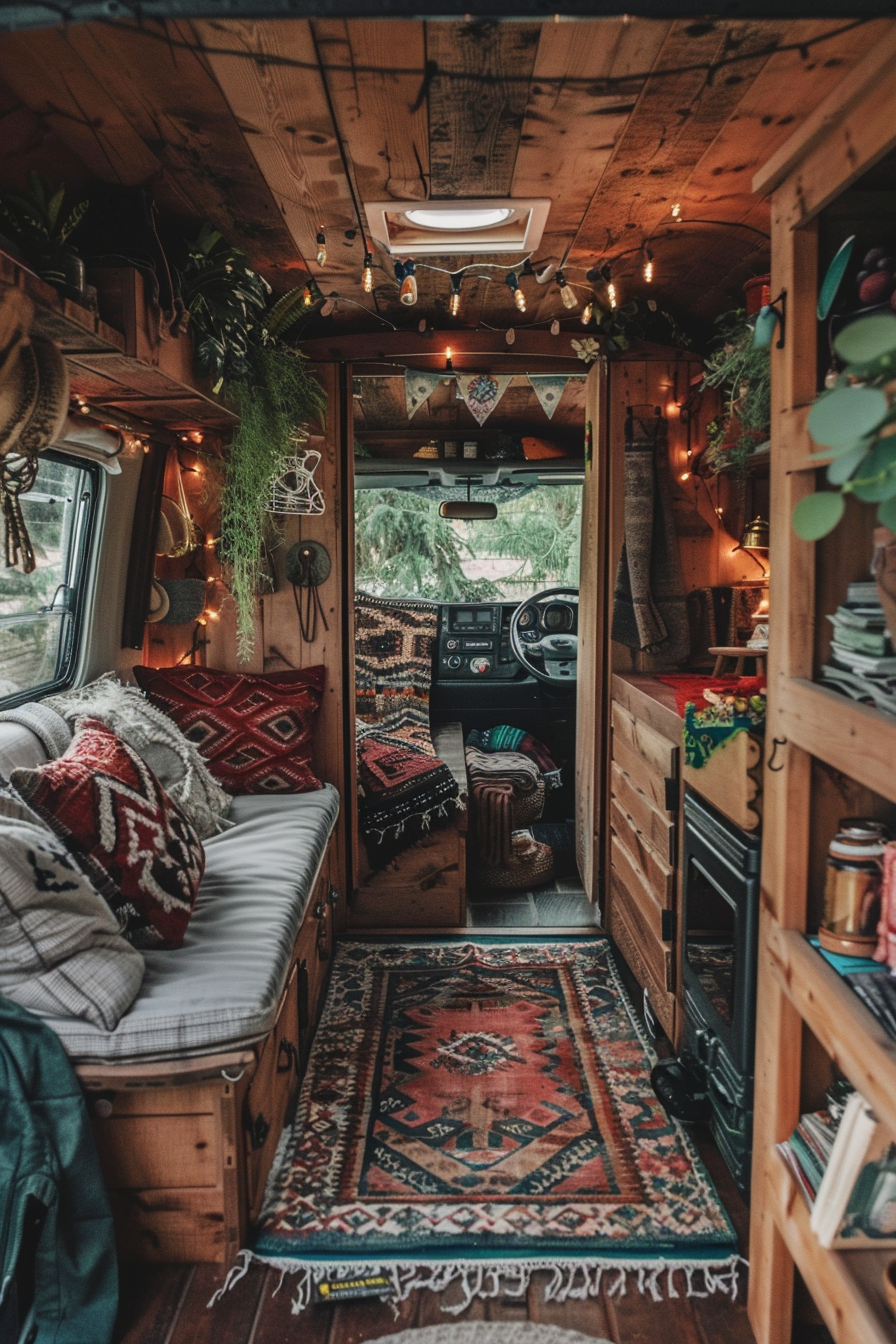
[364,197,551,257]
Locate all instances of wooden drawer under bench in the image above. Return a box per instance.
[76,838,339,1265]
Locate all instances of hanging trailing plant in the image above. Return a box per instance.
[180,224,271,390]
[700,307,771,476]
[792,312,896,541]
[220,337,325,661]
[177,223,327,659]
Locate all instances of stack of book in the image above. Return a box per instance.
[779,1090,896,1247]
[820,580,896,716]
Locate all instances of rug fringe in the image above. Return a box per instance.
[208,1253,748,1314]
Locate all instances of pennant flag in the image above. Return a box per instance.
[527,375,572,420]
[405,369,443,419]
[456,373,513,427]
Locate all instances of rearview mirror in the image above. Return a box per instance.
[439,500,498,520]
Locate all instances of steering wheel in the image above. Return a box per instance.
[509,587,579,685]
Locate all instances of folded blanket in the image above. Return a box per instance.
[465,725,559,781]
[358,730,461,870]
[465,746,543,867]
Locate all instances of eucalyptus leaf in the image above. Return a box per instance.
[807,385,888,449]
[833,312,896,366]
[827,439,873,485]
[878,496,896,531]
[792,491,846,541]
[849,436,896,500]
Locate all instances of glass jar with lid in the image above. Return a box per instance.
[819,818,888,956]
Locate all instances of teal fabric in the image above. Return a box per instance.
[0,997,117,1344]
[683,702,764,769]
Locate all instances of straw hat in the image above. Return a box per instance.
[146,578,170,623]
[0,333,69,461]
[157,495,195,558]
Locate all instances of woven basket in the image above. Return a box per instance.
[511,780,545,828]
[479,831,555,890]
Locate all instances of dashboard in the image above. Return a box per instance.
[436,600,578,681]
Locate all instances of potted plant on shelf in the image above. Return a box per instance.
[0,173,89,302]
[700,307,771,478]
[180,225,326,660]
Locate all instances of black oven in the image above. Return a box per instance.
[653,786,761,1192]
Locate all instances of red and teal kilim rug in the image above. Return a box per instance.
[218,940,742,1313]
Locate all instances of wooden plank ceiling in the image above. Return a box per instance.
[0,15,888,344]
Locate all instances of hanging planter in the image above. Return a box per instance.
[701,308,771,478]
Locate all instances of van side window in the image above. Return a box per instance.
[0,451,97,705]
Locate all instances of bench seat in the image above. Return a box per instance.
[44,785,340,1064]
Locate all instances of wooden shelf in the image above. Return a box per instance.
[1,250,236,432]
[766,1147,894,1344]
[354,456,585,474]
[766,924,896,1137]
[776,678,896,805]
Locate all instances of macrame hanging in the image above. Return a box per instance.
[268,444,325,516]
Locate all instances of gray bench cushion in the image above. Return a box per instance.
[45,784,340,1064]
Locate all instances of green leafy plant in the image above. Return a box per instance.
[792,312,896,541]
[701,308,771,475]
[592,297,692,354]
[180,224,271,390]
[220,340,325,660]
[0,172,88,290]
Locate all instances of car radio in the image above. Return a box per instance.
[437,605,518,679]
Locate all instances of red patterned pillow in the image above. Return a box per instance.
[10,718,204,949]
[132,664,326,795]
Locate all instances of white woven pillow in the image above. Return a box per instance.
[0,789,145,1030]
[44,673,230,839]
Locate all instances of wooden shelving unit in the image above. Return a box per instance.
[748,31,896,1344]
[0,249,235,431]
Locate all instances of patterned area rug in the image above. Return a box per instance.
[369,1326,610,1344]
[219,940,742,1314]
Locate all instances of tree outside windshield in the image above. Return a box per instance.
[354,483,581,603]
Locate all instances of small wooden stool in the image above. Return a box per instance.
[708,645,767,677]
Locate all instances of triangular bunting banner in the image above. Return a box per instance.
[405,369,443,419]
[527,375,573,420]
[456,373,513,427]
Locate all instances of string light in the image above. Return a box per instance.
[316,229,327,266]
[557,272,577,310]
[444,347,453,372]
[395,259,418,306]
[581,298,594,326]
[449,273,462,317]
[643,247,654,283]
[607,277,617,309]
[550,319,560,336]
[506,272,526,313]
[679,471,691,482]
[671,203,682,221]
[362,252,374,293]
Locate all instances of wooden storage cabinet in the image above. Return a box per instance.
[608,693,679,1041]
[80,837,339,1264]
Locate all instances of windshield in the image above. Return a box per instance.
[354,481,582,603]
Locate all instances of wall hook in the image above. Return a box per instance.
[753,290,787,350]
[768,737,788,772]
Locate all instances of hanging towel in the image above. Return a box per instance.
[612,408,689,661]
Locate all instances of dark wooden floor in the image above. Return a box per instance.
[114,1133,754,1344]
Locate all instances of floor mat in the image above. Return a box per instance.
[232,939,742,1313]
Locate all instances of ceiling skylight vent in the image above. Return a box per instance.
[364,198,550,256]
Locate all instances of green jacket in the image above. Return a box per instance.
[0,997,117,1344]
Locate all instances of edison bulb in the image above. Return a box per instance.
[607,281,617,309]
[513,286,526,313]
[449,289,461,317]
[362,254,373,293]
[581,300,593,326]
[400,273,418,305]
[643,257,654,283]
[558,273,577,310]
